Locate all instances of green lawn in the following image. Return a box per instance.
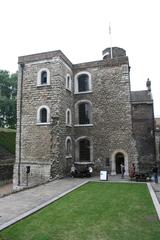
[0,128,16,154]
[0,182,160,240]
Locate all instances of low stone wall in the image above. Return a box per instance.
[0,162,14,186]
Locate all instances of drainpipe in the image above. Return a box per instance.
[18,63,24,186]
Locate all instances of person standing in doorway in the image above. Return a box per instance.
[120,163,125,178]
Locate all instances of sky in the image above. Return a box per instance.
[0,0,159,116]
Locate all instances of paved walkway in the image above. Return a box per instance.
[0,178,88,230]
[151,182,160,202]
[0,176,160,231]
[0,183,13,197]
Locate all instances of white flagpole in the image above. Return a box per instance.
[109,22,113,59]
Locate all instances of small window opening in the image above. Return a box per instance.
[40,108,47,123]
[41,71,47,85]
[66,139,71,155]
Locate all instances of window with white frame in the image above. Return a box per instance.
[79,102,90,124]
[66,74,71,91]
[65,137,72,156]
[37,105,50,124]
[74,72,92,93]
[79,138,90,161]
[37,68,50,86]
[75,136,93,162]
[75,100,92,125]
[66,108,72,126]
[41,71,47,84]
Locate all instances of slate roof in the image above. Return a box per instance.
[131,90,153,103]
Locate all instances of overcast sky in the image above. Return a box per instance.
[0,0,159,116]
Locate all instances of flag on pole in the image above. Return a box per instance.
[109,22,113,58]
[109,23,111,35]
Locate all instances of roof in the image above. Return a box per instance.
[131,90,153,103]
[18,50,73,68]
[18,49,129,70]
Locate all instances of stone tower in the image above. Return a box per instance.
[13,46,155,188]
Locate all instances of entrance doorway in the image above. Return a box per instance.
[115,153,124,174]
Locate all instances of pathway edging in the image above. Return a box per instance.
[147,182,160,221]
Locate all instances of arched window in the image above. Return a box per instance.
[79,138,90,161]
[37,68,50,86]
[74,72,92,93]
[66,109,72,126]
[75,100,92,125]
[41,71,47,85]
[40,108,47,122]
[66,74,71,91]
[37,105,50,124]
[65,137,72,156]
[75,137,93,162]
[78,74,89,92]
[79,102,90,124]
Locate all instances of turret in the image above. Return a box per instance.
[102,47,126,59]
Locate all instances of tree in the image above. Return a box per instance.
[0,70,17,129]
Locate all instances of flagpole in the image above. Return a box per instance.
[109,22,113,59]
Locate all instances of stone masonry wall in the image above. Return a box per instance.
[0,161,14,185]
[132,103,156,173]
[0,146,15,185]
[155,129,160,172]
[73,61,138,175]
[13,57,74,187]
[50,59,74,178]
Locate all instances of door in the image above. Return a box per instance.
[115,153,124,174]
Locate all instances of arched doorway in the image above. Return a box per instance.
[115,153,124,174]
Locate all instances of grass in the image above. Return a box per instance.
[0,182,160,240]
[0,128,16,154]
